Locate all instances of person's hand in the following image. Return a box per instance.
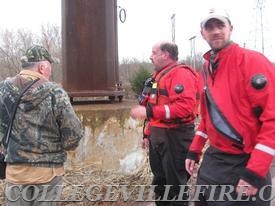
[130,105,147,119]
[141,138,149,150]
[185,158,196,175]
[235,179,258,196]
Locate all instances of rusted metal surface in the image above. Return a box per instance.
[62,0,123,100]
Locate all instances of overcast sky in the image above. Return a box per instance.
[118,0,275,61]
[0,0,274,62]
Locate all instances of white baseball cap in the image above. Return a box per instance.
[200,8,230,28]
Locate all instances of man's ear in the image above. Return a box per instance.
[37,62,47,75]
[163,51,170,59]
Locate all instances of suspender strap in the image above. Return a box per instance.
[202,65,244,148]
[2,78,40,147]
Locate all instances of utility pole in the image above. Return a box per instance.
[189,35,196,68]
[258,0,265,54]
[255,0,265,54]
[171,14,175,43]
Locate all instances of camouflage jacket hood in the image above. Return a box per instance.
[0,74,84,167]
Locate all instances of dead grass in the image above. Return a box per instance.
[0,145,204,206]
[0,156,153,206]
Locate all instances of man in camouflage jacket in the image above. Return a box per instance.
[0,45,84,206]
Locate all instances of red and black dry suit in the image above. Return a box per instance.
[145,62,199,206]
[187,42,275,205]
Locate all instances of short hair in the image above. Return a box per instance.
[160,42,178,61]
[21,62,37,69]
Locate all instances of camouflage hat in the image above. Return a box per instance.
[21,45,59,66]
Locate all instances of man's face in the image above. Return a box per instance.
[149,44,167,71]
[201,18,233,51]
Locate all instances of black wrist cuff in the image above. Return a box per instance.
[146,105,153,118]
[240,168,266,189]
[187,151,200,163]
[143,134,148,139]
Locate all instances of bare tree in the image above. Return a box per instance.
[41,24,61,52]
[0,24,62,82]
[40,24,62,82]
[183,52,204,71]
[0,28,38,79]
[17,29,38,52]
[0,30,22,76]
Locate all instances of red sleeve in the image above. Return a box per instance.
[243,52,275,178]
[189,91,208,155]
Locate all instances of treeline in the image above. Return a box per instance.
[0,25,204,99]
[0,24,61,82]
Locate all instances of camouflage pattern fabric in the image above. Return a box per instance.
[0,75,84,167]
[20,45,58,65]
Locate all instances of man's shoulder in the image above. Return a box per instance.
[233,46,271,66]
[41,81,66,94]
[232,44,264,58]
[42,82,71,106]
[32,81,70,104]
[173,64,198,77]
[0,77,19,96]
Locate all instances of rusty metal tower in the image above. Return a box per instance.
[62,0,124,102]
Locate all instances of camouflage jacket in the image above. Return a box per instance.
[0,73,84,167]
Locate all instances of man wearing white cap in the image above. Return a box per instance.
[185,8,275,205]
